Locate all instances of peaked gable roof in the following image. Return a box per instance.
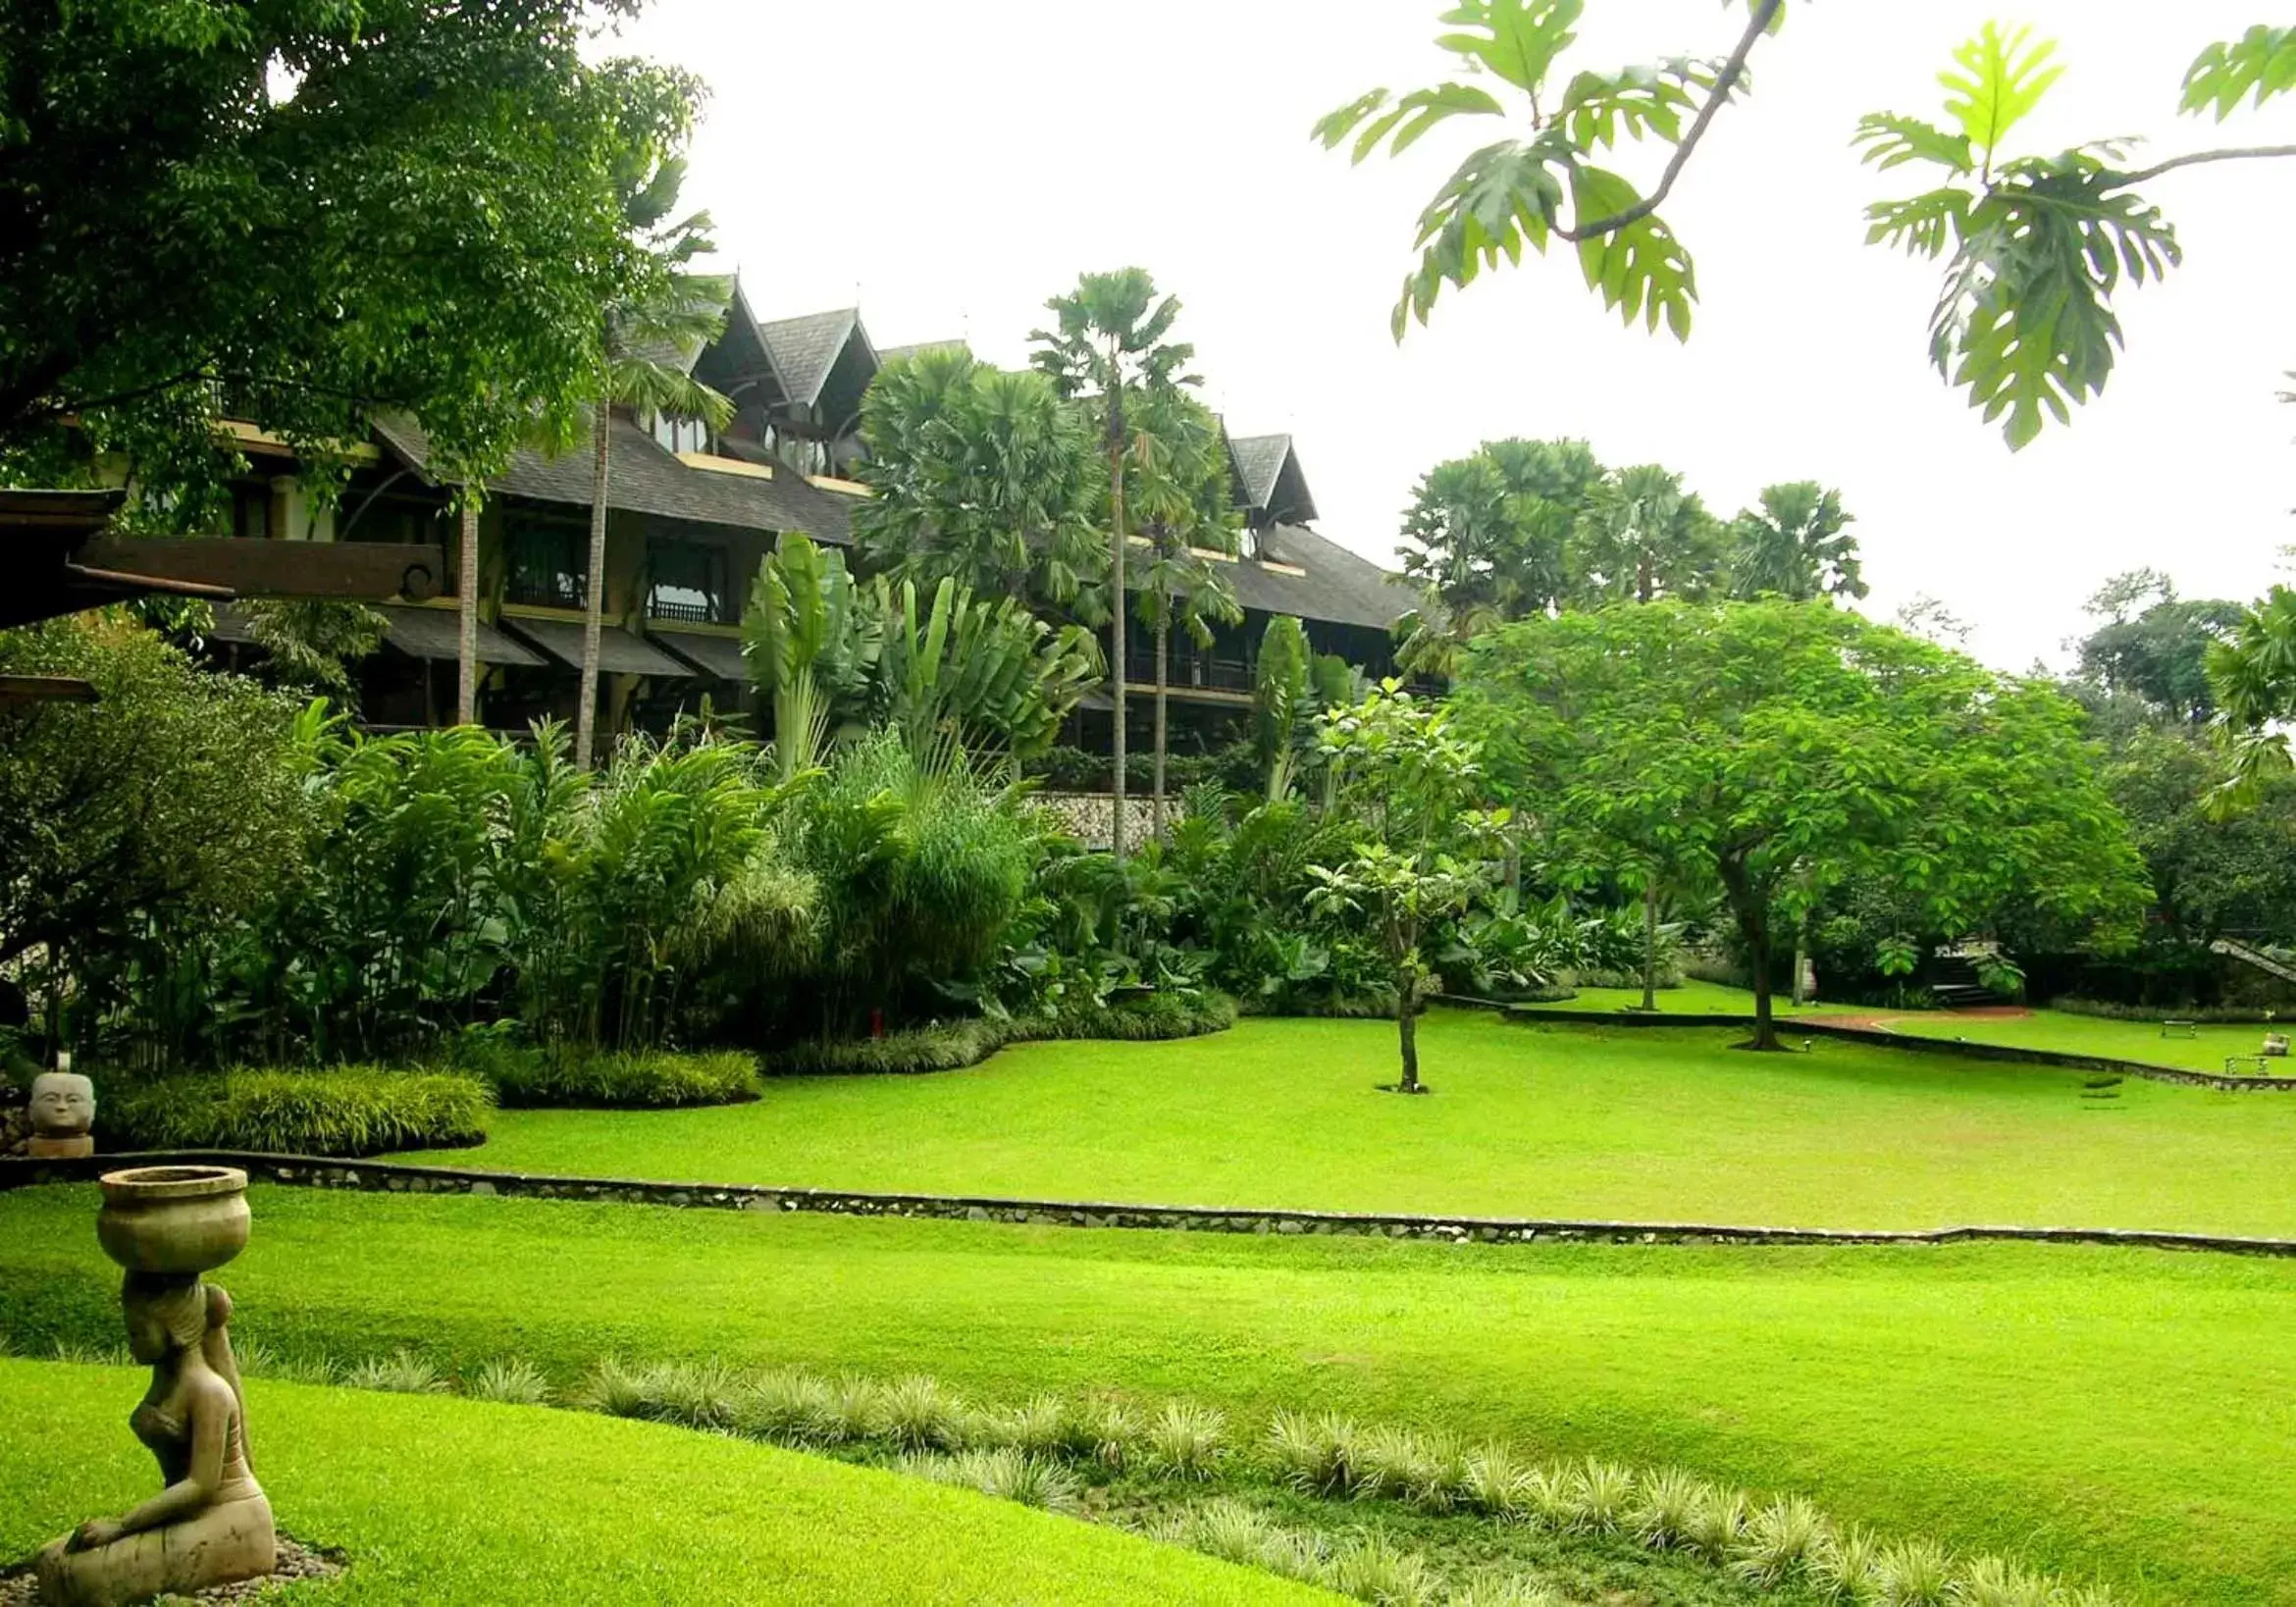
[1229,433,1319,526]
[757,307,869,409]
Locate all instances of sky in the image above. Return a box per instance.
[605,1,2296,673]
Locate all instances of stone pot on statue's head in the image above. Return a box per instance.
[27,1069,95,1159]
[96,1166,250,1276]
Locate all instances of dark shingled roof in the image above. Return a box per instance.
[501,615,694,679]
[876,338,969,366]
[371,415,851,546]
[757,308,864,408]
[1226,525,1416,632]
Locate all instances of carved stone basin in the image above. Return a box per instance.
[95,1166,250,1275]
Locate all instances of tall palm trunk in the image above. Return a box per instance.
[1107,423,1128,861]
[575,403,610,772]
[456,500,480,726]
[1641,879,1659,1011]
[1151,608,1169,843]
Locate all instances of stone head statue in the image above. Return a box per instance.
[28,1070,94,1158]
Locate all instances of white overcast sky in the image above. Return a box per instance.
[608,1,2296,672]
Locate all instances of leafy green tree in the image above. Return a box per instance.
[2071,570,2245,725]
[1456,600,2148,1048]
[1030,269,1201,860]
[1396,437,1604,674]
[0,616,315,1064]
[1570,463,1720,605]
[574,160,733,771]
[1,1,700,503]
[855,347,1101,608]
[1307,685,1494,1092]
[1723,483,1867,603]
[2206,582,2296,807]
[1318,4,2295,447]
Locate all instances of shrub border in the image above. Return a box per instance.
[7,1149,2296,1258]
[1496,1004,2296,1092]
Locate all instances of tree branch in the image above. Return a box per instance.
[2112,143,2296,186]
[1555,0,1782,243]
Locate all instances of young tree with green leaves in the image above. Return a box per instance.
[1722,483,1867,603]
[1030,269,1202,860]
[1317,4,2296,448]
[1,1,700,506]
[1307,685,1494,1092]
[1456,600,2148,1049]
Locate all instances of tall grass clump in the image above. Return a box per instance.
[904,1448,1080,1514]
[1460,1443,1537,1519]
[1630,1467,1709,1550]
[1731,1494,1827,1585]
[107,1067,491,1155]
[342,1349,445,1395]
[1142,1400,1227,1480]
[467,1357,553,1406]
[1319,1531,1441,1606]
[1876,1537,1957,1605]
[1265,1409,1362,1497]
[480,1045,758,1109]
[875,1374,971,1452]
[1810,1524,1888,1601]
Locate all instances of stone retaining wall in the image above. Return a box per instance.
[1500,1005,2296,1092]
[6,1150,2293,1258]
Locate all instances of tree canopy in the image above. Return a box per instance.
[0,0,701,512]
[1454,599,2147,1045]
[1318,5,2295,447]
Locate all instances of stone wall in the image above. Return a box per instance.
[7,1149,2294,1257]
[1033,792,1171,852]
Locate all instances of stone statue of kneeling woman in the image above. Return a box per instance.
[36,1276,276,1607]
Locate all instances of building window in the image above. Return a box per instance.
[651,412,711,456]
[231,482,270,540]
[647,540,729,625]
[506,512,588,608]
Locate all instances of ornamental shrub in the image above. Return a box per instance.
[478,1045,757,1109]
[107,1067,490,1155]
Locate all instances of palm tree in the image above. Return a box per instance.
[1030,269,1199,860]
[1724,483,1867,602]
[1126,386,1240,840]
[853,349,1100,610]
[573,159,733,772]
[1573,464,1719,605]
[456,496,480,725]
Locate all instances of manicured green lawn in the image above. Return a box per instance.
[1871,1006,2292,1076]
[407,1009,2296,1235]
[0,1359,1325,1605]
[1538,981,1860,1016]
[2,1184,2290,1603]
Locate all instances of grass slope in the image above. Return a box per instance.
[408,1009,2296,1236]
[2,1185,2291,1603]
[0,1360,1327,1605]
[1871,1007,2291,1076]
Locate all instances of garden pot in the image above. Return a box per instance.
[96,1166,250,1275]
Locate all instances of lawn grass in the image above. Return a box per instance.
[0,1359,1327,1605]
[1871,1006,2292,1076]
[404,1008,2296,1236]
[1,1184,2290,1603]
[1536,981,1860,1016]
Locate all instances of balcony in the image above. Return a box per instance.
[647,597,721,626]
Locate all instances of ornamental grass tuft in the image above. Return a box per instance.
[1731,1493,1828,1585]
[343,1348,446,1395]
[904,1448,1081,1514]
[479,1046,758,1110]
[1318,1530,1441,1607]
[466,1356,553,1407]
[1810,1524,1889,1601]
[1142,1399,1227,1479]
[1630,1466,1709,1550]
[875,1373,971,1452]
[1265,1408,1362,1497]
[1876,1537,1957,1605]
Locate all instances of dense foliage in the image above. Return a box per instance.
[1457,600,2149,1045]
[1,0,703,504]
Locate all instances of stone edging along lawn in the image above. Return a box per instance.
[8,1150,2296,1259]
[1466,998,2296,1092]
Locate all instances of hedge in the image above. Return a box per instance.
[106,1067,492,1156]
[483,1048,759,1110]
[772,993,1238,1077]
